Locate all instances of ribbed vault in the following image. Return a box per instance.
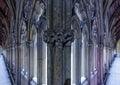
[0,0,16,48]
[0,0,11,46]
[104,0,120,45]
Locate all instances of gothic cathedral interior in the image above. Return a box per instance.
[0,0,120,85]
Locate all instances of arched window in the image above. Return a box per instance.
[91,41,97,74]
[32,29,47,85]
[71,30,87,85]
[71,38,76,85]
[81,32,86,82]
[71,24,88,85]
[33,32,37,81]
[31,2,47,83]
[21,43,25,72]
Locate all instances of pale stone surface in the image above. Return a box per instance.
[0,55,11,85]
[106,57,120,85]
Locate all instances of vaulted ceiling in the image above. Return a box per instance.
[0,0,120,48]
[104,0,120,44]
[0,0,16,47]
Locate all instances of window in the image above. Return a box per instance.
[71,39,76,85]
[33,33,37,82]
[81,33,85,77]
[81,32,86,83]
[71,32,87,85]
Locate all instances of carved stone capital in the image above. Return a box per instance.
[43,29,74,47]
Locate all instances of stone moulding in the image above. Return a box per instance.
[43,29,74,47]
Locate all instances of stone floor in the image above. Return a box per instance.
[0,55,11,85]
[106,57,120,85]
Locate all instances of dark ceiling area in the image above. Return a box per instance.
[0,0,12,46]
[0,0,16,48]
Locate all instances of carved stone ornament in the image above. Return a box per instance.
[23,0,34,21]
[73,2,86,29]
[43,30,74,47]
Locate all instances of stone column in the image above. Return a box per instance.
[97,43,104,85]
[75,39,81,85]
[15,43,21,85]
[63,45,71,83]
[44,30,74,85]
[53,45,63,85]
[37,31,43,85]
[46,44,52,85]
[26,40,34,85]
[87,40,93,85]
[44,0,73,85]
[19,44,22,84]
[7,48,10,67]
